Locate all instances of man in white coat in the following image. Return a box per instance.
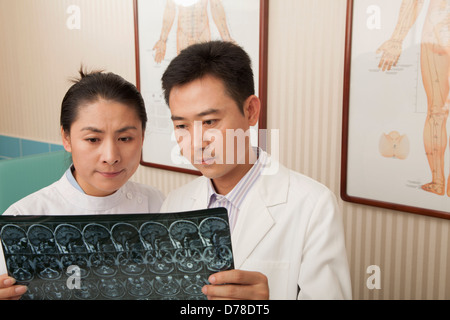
[160,41,352,300]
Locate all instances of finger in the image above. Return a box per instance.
[0,275,15,288]
[0,285,27,300]
[203,284,254,300]
[209,269,267,286]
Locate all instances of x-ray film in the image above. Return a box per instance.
[0,208,233,300]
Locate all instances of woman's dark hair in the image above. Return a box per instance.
[61,67,147,133]
[161,41,255,114]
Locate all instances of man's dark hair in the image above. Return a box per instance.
[161,41,255,114]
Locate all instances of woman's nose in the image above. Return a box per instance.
[101,140,120,165]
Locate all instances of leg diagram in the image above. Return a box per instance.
[420,42,450,196]
[377,0,450,197]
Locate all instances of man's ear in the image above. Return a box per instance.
[244,95,261,126]
[61,127,72,153]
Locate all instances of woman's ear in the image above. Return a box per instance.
[244,95,261,126]
[61,127,72,153]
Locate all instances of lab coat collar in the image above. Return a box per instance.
[187,152,289,268]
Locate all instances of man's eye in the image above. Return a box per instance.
[86,138,99,143]
[204,120,217,126]
[175,124,186,129]
[119,137,133,142]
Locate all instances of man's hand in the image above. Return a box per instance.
[0,274,27,300]
[202,269,269,300]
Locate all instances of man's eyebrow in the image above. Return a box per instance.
[171,108,221,121]
[81,126,138,133]
[171,115,185,121]
[197,108,220,117]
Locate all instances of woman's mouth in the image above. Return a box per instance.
[98,170,124,178]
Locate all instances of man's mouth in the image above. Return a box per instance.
[194,157,216,165]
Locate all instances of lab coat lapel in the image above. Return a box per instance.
[187,177,209,210]
[231,191,274,269]
[231,162,289,269]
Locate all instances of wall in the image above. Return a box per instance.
[0,0,448,299]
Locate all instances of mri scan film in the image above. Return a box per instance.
[0,208,233,300]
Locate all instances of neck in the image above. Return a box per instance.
[211,147,258,195]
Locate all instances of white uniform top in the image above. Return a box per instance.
[0,172,165,274]
[161,151,352,300]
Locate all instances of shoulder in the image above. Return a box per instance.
[258,159,338,213]
[122,180,165,211]
[289,170,335,198]
[160,176,207,212]
[3,179,62,215]
[168,176,207,198]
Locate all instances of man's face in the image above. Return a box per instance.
[168,75,260,183]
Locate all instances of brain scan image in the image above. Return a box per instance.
[111,223,143,252]
[27,224,57,254]
[73,279,100,300]
[0,224,31,254]
[153,275,180,297]
[20,283,45,300]
[199,217,233,271]
[6,255,34,282]
[169,220,204,274]
[98,278,126,299]
[126,276,152,297]
[0,208,233,300]
[180,274,208,296]
[140,222,175,275]
[55,224,86,254]
[82,223,115,253]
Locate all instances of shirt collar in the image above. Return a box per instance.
[207,147,265,208]
[65,165,85,193]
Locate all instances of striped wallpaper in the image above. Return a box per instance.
[0,0,448,299]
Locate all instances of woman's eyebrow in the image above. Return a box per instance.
[81,126,103,133]
[80,126,138,133]
[116,126,138,133]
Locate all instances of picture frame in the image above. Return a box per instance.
[133,0,269,175]
[341,0,450,220]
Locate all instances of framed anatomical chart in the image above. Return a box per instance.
[0,208,233,300]
[341,0,450,219]
[134,0,268,175]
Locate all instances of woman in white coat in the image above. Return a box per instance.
[160,41,352,300]
[0,68,165,299]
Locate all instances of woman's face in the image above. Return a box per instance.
[62,99,144,197]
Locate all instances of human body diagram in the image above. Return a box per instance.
[377,0,450,197]
[153,0,234,64]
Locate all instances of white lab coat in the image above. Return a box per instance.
[160,154,352,300]
[0,173,165,275]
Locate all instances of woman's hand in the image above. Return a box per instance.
[0,274,27,300]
